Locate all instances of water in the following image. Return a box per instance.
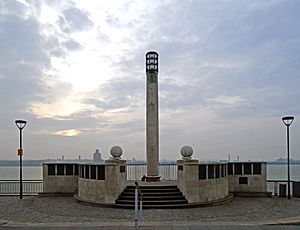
[268,164,300,181]
[0,166,42,180]
[0,164,299,181]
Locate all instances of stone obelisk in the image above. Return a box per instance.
[145,51,160,181]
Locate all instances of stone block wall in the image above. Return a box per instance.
[77,159,127,204]
[177,160,229,203]
[228,162,267,193]
[42,163,78,193]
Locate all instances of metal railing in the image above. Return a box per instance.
[127,164,177,180]
[0,180,43,195]
[127,164,147,180]
[267,180,299,196]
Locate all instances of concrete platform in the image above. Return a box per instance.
[1,225,300,229]
[0,196,299,228]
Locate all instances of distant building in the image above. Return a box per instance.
[93,149,103,163]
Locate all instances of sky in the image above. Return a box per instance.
[0,0,299,161]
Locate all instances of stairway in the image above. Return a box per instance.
[115,185,188,209]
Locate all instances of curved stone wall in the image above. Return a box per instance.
[77,160,127,204]
[42,160,267,206]
[197,163,229,202]
[177,160,229,203]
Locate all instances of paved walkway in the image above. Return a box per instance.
[0,196,299,229]
[1,225,300,229]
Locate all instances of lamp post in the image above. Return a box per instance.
[15,119,27,199]
[282,116,294,199]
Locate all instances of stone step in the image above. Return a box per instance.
[126,185,178,190]
[123,189,180,194]
[114,203,190,209]
[115,199,188,206]
[124,187,180,192]
[115,185,188,209]
[121,191,183,196]
[118,195,187,201]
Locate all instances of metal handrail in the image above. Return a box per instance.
[134,181,143,229]
[135,181,143,198]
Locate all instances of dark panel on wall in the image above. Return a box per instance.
[253,163,262,175]
[239,177,248,184]
[120,165,126,173]
[228,163,233,175]
[234,163,242,175]
[91,165,96,179]
[208,165,214,179]
[178,165,183,171]
[48,164,55,176]
[57,164,64,175]
[199,165,206,180]
[66,164,73,175]
[244,163,252,175]
[97,165,105,180]
[85,165,90,179]
[80,165,84,178]
[216,165,220,178]
[74,164,78,176]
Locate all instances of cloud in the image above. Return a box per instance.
[83,77,145,111]
[96,28,111,44]
[58,7,94,33]
[0,13,50,114]
[0,1,89,126]
[209,96,247,107]
[62,39,82,51]
[106,14,121,28]
[31,95,83,118]
[54,129,81,137]
[0,0,27,16]
[1,0,300,161]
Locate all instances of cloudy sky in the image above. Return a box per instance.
[0,0,299,161]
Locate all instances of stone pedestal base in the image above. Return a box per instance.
[145,176,161,182]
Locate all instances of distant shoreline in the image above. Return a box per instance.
[0,160,42,166]
[0,159,90,167]
[0,160,300,167]
[267,162,300,165]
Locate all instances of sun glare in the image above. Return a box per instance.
[31,96,84,118]
[54,129,81,137]
[51,49,114,93]
[38,2,116,94]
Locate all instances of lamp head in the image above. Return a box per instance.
[15,120,27,129]
[146,51,159,73]
[282,116,294,127]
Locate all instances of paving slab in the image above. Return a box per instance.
[0,196,299,228]
[0,226,300,230]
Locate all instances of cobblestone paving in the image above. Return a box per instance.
[0,196,299,224]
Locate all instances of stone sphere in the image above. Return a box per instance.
[110,146,123,158]
[180,145,193,158]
